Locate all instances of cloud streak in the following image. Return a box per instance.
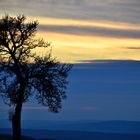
[39,24,140,39]
[126,47,140,50]
[0,104,49,110]
[0,0,140,24]
[82,106,97,111]
[35,17,140,30]
[33,16,140,38]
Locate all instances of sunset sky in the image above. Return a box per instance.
[0,0,140,63]
[0,0,140,123]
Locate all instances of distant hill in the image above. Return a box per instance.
[1,128,140,140]
[1,120,140,134]
[61,120,140,134]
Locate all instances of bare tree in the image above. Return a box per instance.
[0,15,72,140]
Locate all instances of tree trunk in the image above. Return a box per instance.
[12,100,23,140]
[12,84,25,140]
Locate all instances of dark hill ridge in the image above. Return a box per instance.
[22,120,140,134]
[66,120,140,134]
[1,129,140,140]
[1,120,140,134]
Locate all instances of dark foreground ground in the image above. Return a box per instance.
[1,129,140,140]
[0,134,35,140]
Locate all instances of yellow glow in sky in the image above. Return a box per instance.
[25,16,140,63]
[37,31,140,63]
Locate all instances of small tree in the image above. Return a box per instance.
[0,15,72,140]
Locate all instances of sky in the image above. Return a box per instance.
[0,60,140,122]
[0,0,140,63]
[0,0,140,124]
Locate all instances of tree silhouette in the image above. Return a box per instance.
[0,15,72,140]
